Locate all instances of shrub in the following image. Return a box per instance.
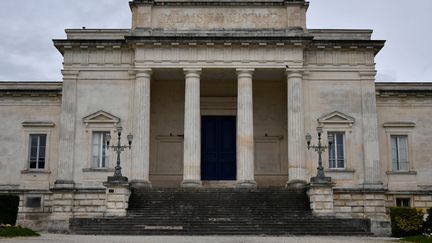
[0,194,19,225]
[390,207,424,237]
[0,225,39,238]
[424,208,432,234]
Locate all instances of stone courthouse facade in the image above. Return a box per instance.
[0,0,431,236]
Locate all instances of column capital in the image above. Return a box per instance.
[236,68,255,78]
[134,68,152,78]
[61,70,79,80]
[286,68,304,78]
[184,68,202,78]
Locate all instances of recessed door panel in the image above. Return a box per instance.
[201,116,236,180]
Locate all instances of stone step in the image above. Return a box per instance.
[70,188,371,236]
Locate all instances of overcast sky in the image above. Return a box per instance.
[0,0,431,82]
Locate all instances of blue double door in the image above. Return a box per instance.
[201,116,237,180]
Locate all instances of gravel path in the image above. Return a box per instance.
[0,234,398,243]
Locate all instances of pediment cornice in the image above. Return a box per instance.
[318,111,355,126]
[82,110,120,126]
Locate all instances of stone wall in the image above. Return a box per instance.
[15,191,52,231]
[6,189,106,232]
[333,189,385,218]
[72,191,106,218]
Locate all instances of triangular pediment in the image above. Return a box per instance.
[83,110,120,125]
[318,111,355,125]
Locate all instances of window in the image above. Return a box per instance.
[391,135,409,171]
[26,196,42,208]
[92,132,110,168]
[328,132,345,169]
[28,134,47,169]
[396,198,410,207]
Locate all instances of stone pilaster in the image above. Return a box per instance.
[236,69,257,188]
[181,68,202,188]
[55,70,79,189]
[286,69,307,188]
[360,71,383,188]
[130,69,152,189]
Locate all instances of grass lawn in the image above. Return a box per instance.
[0,226,40,238]
[401,236,432,243]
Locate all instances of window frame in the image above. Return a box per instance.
[28,134,48,170]
[91,131,110,169]
[82,110,120,172]
[383,122,415,174]
[390,135,409,172]
[21,122,53,172]
[328,131,346,169]
[395,197,411,207]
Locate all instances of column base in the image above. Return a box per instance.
[362,181,384,189]
[310,176,332,184]
[236,180,257,189]
[286,179,307,189]
[107,176,128,183]
[129,180,152,189]
[181,180,202,188]
[53,180,75,189]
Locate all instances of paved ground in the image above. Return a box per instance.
[0,234,399,243]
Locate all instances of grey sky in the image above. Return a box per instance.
[0,0,431,82]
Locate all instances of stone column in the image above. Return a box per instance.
[181,68,202,188]
[236,69,257,188]
[286,69,307,188]
[360,71,383,188]
[130,69,152,188]
[55,70,79,189]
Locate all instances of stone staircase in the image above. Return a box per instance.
[70,188,371,235]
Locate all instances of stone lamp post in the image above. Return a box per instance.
[306,127,334,184]
[103,125,133,217]
[306,127,336,217]
[105,126,133,183]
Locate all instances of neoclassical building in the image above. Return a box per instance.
[0,0,431,236]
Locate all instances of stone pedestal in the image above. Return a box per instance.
[307,182,335,217]
[103,181,131,217]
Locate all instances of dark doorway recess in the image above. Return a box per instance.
[201,116,236,180]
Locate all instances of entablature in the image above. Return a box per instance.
[0,82,62,98]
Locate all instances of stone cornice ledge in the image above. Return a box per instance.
[130,0,308,7]
[385,171,417,175]
[324,169,355,173]
[383,122,416,128]
[82,168,115,173]
[21,170,51,174]
[22,121,55,127]
[333,187,388,193]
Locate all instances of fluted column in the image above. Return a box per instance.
[286,69,307,188]
[236,69,257,188]
[130,69,152,188]
[54,70,79,189]
[181,68,202,188]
